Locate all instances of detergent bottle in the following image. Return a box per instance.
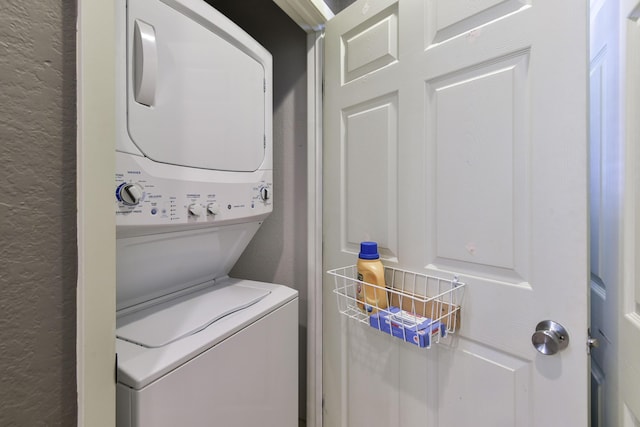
[356,241,388,314]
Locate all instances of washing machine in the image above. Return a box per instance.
[113,0,298,425]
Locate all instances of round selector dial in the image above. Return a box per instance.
[259,186,270,201]
[116,183,144,206]
[207,202,220,216]
[188,203,204,217]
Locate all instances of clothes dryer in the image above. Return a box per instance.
[114,1,297,425]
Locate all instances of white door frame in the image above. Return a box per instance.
[270,3,332,427]
[76,1,331,426]
[273,0,333,32]
[622,0,640,422]
[76,0,116,426]
[306,31,326,427]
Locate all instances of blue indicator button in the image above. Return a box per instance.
[151,208,158,215]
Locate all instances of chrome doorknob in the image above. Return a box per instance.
[531,320,570,355]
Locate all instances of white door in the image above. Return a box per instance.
[589,0,622,425]
[621,1,640,424]
[323,1,589,426]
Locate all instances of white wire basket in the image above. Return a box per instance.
[328,265,466,348]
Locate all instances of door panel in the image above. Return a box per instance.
[430,52,529,276]
[427,0,528,44]
[589,0,622,425]
[622,2,640,423]
[323,1,588,426]
[438,340,531,427]
[623,409,640,427]
[343,94,399,258]
[342,5,398,84]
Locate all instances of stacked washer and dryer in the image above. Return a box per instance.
[114,0,298,425]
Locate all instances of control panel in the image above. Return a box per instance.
[115,153,272,228]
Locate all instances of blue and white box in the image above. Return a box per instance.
[369,306,446,348]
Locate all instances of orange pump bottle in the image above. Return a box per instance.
[356,241,388,314]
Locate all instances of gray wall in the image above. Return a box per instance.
[0,0,309,424]
[0,0,77,425]
[205,0,309,420]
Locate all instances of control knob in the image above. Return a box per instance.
[117,183,143,206]
[259,186,270,201]
[188,203,204,217]
[207,202,220,216]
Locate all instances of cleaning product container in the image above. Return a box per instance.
[356,241,388,313]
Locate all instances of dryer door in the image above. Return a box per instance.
[126,0,270,172]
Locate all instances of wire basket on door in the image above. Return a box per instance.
[327,265,465,348]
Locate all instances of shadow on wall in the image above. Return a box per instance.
[205,0,309,420]
[205,0,308,326]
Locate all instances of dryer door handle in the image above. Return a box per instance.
[133,20,157,107]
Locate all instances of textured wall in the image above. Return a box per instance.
[0,1,77,425]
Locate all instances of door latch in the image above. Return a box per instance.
[587,329,600,355]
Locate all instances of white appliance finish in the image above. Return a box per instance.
[114,0,297,426]
[120,0,269,173]
[117,280,298,427]
[115,0,274,238]
[115,152,273,233]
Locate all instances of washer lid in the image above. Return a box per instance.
[126,0,271,172]
[116,283,270,348]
